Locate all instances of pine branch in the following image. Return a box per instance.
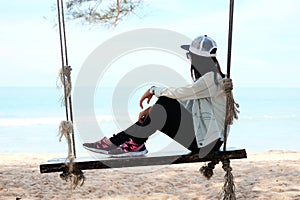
[64,0,144,27]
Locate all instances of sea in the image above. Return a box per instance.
[0,87,299,154]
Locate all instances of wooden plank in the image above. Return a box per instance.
[40,149,247,173]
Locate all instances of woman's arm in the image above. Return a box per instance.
[152,72,219,101]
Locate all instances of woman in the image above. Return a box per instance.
[83,35,227,157]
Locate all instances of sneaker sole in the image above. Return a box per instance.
[109,149,148,158]
[83,146,109,155]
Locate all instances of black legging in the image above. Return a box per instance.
[109,96,199,153]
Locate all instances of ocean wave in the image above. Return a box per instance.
[240,113,299,120]
[2,113,297,127]
[262,114,299,120]
[0,117,63,127]
[0,115,137,127]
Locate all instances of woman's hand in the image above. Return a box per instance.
[138,106,152,123]
[139,89,153,109]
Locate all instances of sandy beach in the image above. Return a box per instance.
[0,150,300,200]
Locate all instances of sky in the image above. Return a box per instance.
[0,0,300,88]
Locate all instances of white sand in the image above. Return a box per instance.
[0,150,300,200]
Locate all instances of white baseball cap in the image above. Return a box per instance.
[181,35,217,57]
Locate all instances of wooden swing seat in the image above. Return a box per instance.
[40,148,247,173]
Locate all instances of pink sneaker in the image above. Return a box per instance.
[108,139,148,157]
[83,137,116,154]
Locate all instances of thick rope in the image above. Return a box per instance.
[223,78,239,126]
[221,159,236,200]
[57,66,72,106]
[220,78,238,199]
[58,121,85,189]
[58,121,74,161]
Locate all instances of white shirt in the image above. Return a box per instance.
[152,72,227,148]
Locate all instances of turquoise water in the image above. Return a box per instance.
[0,87,299,153]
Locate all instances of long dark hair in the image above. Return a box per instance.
[190,48,225,81]
[212,57,225,78]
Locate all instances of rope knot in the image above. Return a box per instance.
[57,66,72,106]
[58,121,73,142]
[222,78,233,94]
[222,159,232,172]
[199,160,219,179]
[63,66,72,77]
[222,78,240,125]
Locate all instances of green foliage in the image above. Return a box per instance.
[65,0,144,27]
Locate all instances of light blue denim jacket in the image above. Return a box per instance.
[152,72,227,148]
